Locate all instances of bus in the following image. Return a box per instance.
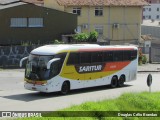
[20,44,138,94]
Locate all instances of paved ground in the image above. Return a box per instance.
[138,63,160,72]
[0,64,160,111]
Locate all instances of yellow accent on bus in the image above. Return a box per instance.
[60,65,118,80]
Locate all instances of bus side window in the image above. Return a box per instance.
[131,50,137,60]
[103,51,113,62]
[113,51,123,62]
[80,52,91,64]
[123,51,131,61]
[67,52,80,65]
[91,52,103,63]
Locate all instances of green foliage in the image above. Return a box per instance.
[138,48,142,65]
[53,40,64,44]
[21,42,32,46]
[138,48,148,65]
[142,55,147,64]
[73,33,89,42]
[18,92,160,120]
[88,31,98,42]
[73,31,98,42]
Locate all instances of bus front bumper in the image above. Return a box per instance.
[24,82,57,93]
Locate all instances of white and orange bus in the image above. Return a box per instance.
[20,44,138,94]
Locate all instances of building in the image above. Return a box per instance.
[44,0,147,45]
[143,4,160,20]
[0,1,77,45]
[143,0,160,20]
[144,0,160,3]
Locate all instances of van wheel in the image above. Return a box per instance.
[118,76,125,87]
[110,76,118,88]
[61,81,70,95]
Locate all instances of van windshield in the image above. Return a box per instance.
[25,53,66,80]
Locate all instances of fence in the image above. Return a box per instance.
[150,47,160,63]
[1,45,160,68]
[0,46,37,68]
[140,46,160,63]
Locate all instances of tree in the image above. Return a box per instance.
[88,31,98,42]
[73,31,98,43]
[73,33,89,42]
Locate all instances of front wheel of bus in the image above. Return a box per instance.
[110,76,118,88]
[61,81,70,95]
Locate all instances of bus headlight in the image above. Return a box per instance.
[41,83,47,86]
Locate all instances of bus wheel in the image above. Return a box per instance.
[110,76,118,88]
[118,76,125,87]
[61,81,70,95]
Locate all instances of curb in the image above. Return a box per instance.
[138,71,160,73]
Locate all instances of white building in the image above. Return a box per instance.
[143,4,160,20]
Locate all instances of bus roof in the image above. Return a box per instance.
[31,44,138,55]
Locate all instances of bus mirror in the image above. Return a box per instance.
[47,58,60,69]
[20,57,28,67]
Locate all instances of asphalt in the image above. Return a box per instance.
[0,64,160,111]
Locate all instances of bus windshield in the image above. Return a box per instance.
[25,53,66,80]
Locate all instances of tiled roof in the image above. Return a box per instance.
[141,35,152,41]
[0,2,26,9]
[22,0,44,4]
[0,0,20,5]
[0,0,44,5]
[57,0,148,6]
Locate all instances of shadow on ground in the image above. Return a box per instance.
[2,84,132,102]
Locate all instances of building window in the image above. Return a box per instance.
[95,7,103,16]
[10,18,43,28]
[157,15,159,19]
[149,15,151,19]
[149,8,151,11]
[10,18,27,27]
[143,16,145,19]
[73,7,81,16]
[95,25,103,36]
[143,8,145,11]
[28,18,43,27]
[157,8,159,11]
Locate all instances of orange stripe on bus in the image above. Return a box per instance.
[25,78,47,85]
[103,61,130,72]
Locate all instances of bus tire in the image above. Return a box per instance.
[61,81,70,95]
[110,76,118,88]
[118,75,125,87]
